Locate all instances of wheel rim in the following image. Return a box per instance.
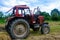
[13,23,27,37]
[43,27,49,34]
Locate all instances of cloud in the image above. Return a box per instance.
[34,0,60,13]
[0,0,30,12]
[0,0,60,14]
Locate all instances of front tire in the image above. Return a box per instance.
[41,24,50,34]
[9,19,30,39]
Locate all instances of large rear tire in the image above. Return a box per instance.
[9,19,30,39]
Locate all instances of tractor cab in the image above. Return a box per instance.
[7,5,31,17]
[12,5,31,17]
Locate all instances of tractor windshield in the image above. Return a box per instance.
[18,8,30,15]
[24,9,30,15]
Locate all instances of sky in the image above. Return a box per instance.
[0,0,60,14]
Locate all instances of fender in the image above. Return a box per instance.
[6,16,15,22]
[43,22,49,24]
[42,22,49,27]
[5,16,25,26]
[5,16,15,27]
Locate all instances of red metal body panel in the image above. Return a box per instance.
[15,6,24,17]
[38,16,44,24]
[15,5,29,9]
[30,14,35,24]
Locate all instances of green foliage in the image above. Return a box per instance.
[0,12,5,24]
[0,12,3,18]
[51,8,60,21]
[0,18,5,24]
[51,9,60,15]
[41,12,51,20]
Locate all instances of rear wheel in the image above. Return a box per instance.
[41,24,50,34]
[9,19,30,39]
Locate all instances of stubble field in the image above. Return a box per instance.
[0,21,60,40]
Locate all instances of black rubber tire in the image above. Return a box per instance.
[8,19,30,39]
[5,22,11,34]
[41,24,50,34]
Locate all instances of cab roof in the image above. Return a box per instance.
[14,5,29,9]
[6,5,29,13]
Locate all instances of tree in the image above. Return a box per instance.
[4,13,12,18]
[41,12,51,20]
[51,8,60,21]
[0,12,3,18]
[51,9,59,16]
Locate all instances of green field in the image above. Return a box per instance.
[0,21,60,40]
[0,18,5,24]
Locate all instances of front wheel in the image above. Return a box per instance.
[41,24,50,34]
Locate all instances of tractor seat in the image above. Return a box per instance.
[25,14,30,20]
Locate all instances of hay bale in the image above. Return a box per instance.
[0,32,11,40]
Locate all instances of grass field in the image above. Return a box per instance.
[0,21,60,40]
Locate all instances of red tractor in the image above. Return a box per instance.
[5,5,50,39]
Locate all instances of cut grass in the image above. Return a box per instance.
[0,32,11,40]
[0,21,60,40]
[25,21,60,40]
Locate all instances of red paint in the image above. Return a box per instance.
[15,7,23,17]
[15,5,29,9]
[38,16,44,24]
[30,10,35,24]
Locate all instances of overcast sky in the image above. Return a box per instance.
[0,0,60,13]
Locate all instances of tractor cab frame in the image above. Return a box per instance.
[13,5,30,17]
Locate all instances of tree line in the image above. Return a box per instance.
[40,8,60,21]
[0,8,60,21]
